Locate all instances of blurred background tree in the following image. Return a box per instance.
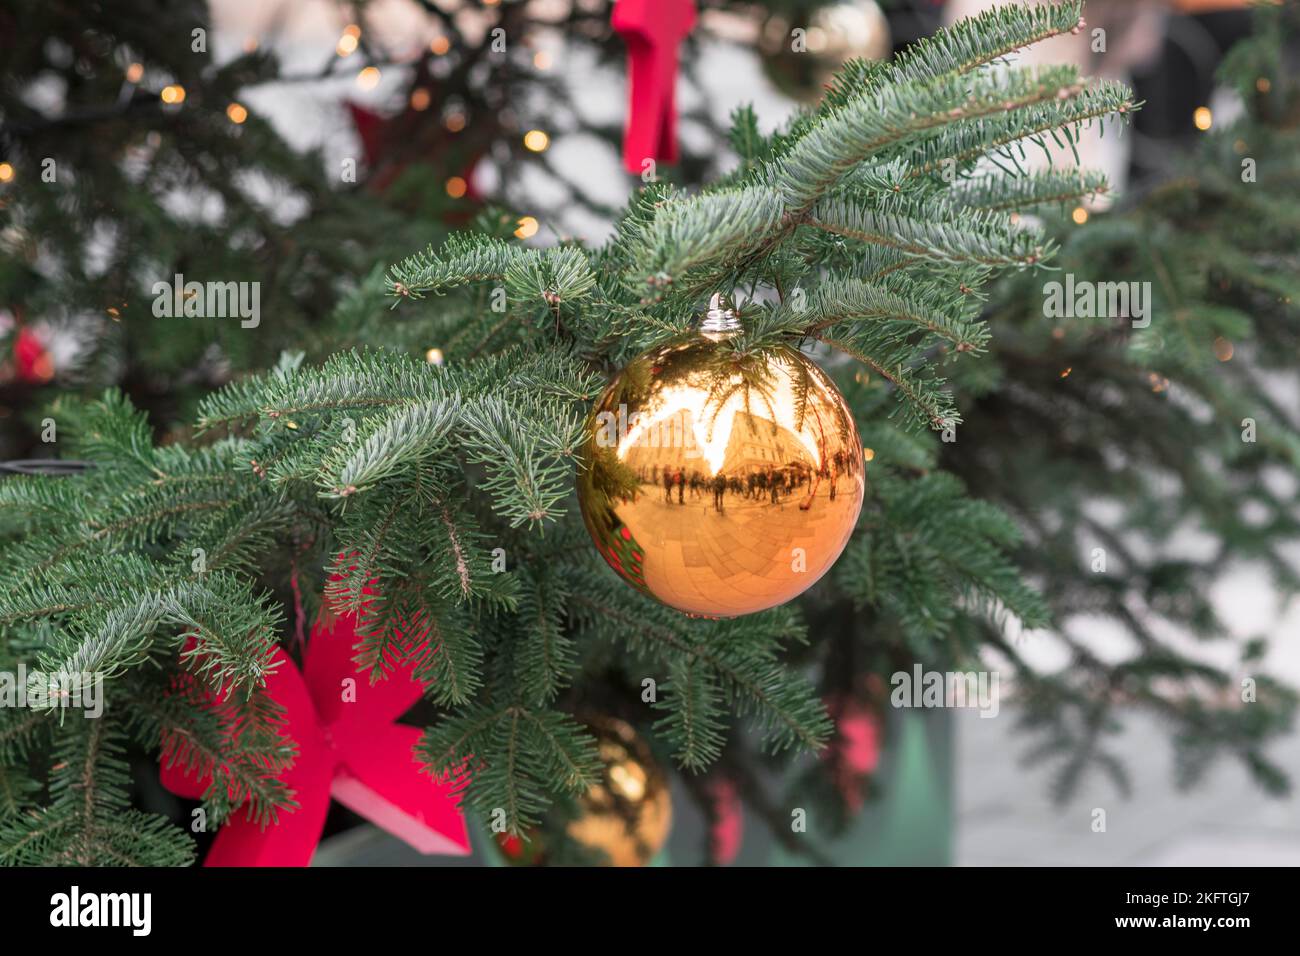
[0,0,1297,867]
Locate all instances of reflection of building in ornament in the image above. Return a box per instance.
[720,411,808,475]
[617,373,825,477]
[621,407,702,475]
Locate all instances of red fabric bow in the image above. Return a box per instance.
[160,607,469,866]
[612,0,698,174]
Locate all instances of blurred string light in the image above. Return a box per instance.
[1060,366,1072,378]
[410,88,431,111]
[425,347,445,365]
[1071,206,1088,225]
[0,163,13,183]
[226,102,248,124]
[533,51,553,70]
[357,66,381,90]
[862,447,875,462]
[1214,337,1234,362]
[160,84,185,104]
[430,36,451,55]
[515,216,539,239]
[337,24,361,56]
[1256,77,1271,93]
[523,129,550,152]
[1193,106,1212,131]
[125,62,144,83]
[445,177,468,198]
[444,112,466,132]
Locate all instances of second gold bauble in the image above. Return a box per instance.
[760,0,892,103]
[495,717,671,867]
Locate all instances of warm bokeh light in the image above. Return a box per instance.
[863,447,875,462]
[445,177,468,199]
[1060,367,1073,378]
[523,129,550,152]
[226,102,248,124]
[1256,77,1271,93]
[0,163,13,183]
[1071,206,1089,225]
[514,216,539,240]
[1214,337,1234,362]
[425,347,445,365]
[444,112,466,132]
[1193,106,1212,131]
[126,62,144,83]
[430,36,450,55]
[356,66,381,89]
[533,51,553,70]
[410,88,431,111]
[337,34,358,56]
[160,84,186,104]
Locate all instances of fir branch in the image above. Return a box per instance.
[807,194,1051,267]
[387,234,519,300]
[952,168,1110,213]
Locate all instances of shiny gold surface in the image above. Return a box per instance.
[565,717,672,867]
[578,335,864,618]
[760,1,891,104]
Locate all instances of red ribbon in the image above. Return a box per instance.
[160,602,469,866]
[612,0,698,174]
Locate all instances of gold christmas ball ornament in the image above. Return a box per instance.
[565,717,672,866]
[577,296,865,618]
[495,717,672,867]
[760,1,891,103]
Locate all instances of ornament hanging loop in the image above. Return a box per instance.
[700,292,742,340]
